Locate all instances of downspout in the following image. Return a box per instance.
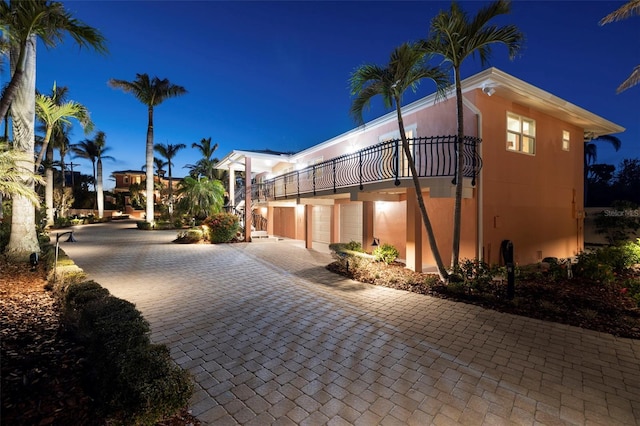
[462,95,483,261]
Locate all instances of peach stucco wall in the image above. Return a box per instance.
[476,91,584,265]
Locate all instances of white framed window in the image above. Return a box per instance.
[506,113,536,155]
[562,130,570,151]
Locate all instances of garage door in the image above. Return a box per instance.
[312,205,331,243]
[340,203,362,245]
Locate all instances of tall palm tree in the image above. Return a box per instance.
[109,74,187,223]
[1,0,106,260]
[176,176,225,220]
[599,0,640,93]
[35,83,93,225]
[94,132,114,218]
[71,132,114,216]
[154,142,186,218]
[350,42,450,281]
[422,0,524,268]
[187,137,219,180]
[584,134,622,204]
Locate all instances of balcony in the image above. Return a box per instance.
[252,135,482,201]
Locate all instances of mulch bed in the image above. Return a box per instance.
[327,260,640,339]
[0,256,200,426]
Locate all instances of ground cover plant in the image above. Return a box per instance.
[328,240,640,339]
[1,247,199,425]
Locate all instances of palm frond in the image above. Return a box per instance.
[617,64,640,93]
[600,0,640,25]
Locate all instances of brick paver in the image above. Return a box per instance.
[61,221,640,425]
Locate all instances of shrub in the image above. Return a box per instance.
[345,240,364,252]
[622,278,640,308]
[373,243,399,264]
[137,221,152,230]
[175,228,204,244]
[203,213,239,243]
[452,258,496,295]
[61,291,193,424]
[574,251,616,285]
[173,218,184,229]
[54,216,72,228]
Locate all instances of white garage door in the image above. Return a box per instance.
[340,203,362,245]
[312,205,331,243]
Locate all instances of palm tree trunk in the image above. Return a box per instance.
[145,106,155,222]
[6,36,39,260]
[97,158,104,218]
[168,161,173,218]
[451,67,465,268]
[0,49,26,122]
[45,144,54,226]
[34,126,53,170]
[395,98,448,281]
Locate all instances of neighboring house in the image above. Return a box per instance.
[111,170,181,212]
[215,68,624,271]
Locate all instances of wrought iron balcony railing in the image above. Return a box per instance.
[252,135,482,201]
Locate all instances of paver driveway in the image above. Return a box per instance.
[60,221,640,425]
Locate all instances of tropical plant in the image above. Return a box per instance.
[203,212,239,243]
[154,142,185,218]
[0,0,106,260]
[35,82,93,225]
[422,0,524,268]
[0,142,43,205]
[350,42,450,281]
[175,176,224,220]
[71,132,114,217]
[186,137,219,180]
[109,74,187,223]
[599,0,640,93]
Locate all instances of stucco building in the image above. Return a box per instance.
[215,68,624,271]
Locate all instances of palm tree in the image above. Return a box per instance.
[422,0,524,268]
[187,137,219,180]
[71,132,114,217]
[599,0,640,93]
[35,82,93,225]
[176,176,225,220]
[350,42,450,281]
[109,74,187,223]
[94,132,114,218]
[1,0,106,260]
[584,134,621,204]
[0,0,107,121]
[35,82,93,169]
[154,142,186,218]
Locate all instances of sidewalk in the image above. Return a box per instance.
[61,221,640,425]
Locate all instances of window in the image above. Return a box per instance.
[506,113,535,154]
[379,126,416,177]
[562,130,570,151]
[123,176,129,184]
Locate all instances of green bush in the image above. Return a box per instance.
[622,278,640,308]
[452,258,496,295]
[54,216,72,228]
[574,251,616,285]
[373,243,399,264]
[203,213,239,243]
[136,221,152,230]
[173,218,184,229]
[345,240,364,252]
[575,240,640,283]
[175,228,204,244]
[60,290,193,424]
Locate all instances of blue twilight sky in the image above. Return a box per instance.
[4,0,639,189]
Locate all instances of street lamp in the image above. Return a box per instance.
[54,231,77,282]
